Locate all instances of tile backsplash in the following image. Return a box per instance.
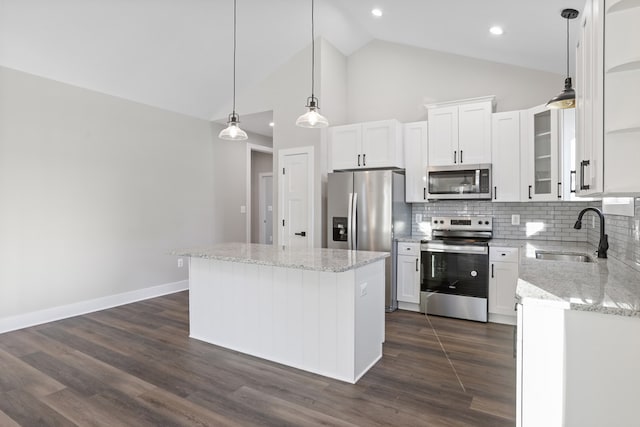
[411,200,595,241]
[410,199,640,273]
[587,199,640,272]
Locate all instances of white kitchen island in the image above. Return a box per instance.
[174,243,389,384]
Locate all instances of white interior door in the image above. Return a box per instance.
[279,148,313,249]
[259,173,273,244]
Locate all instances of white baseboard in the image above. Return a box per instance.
[489,312,517,325]
[0,280,189,334]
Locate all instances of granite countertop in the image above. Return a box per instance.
[493,239,640,317]
[172,243,389,273]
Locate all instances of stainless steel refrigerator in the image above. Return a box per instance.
[327,170,411,312]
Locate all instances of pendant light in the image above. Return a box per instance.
[546,8,579,109]
[219,0,248,140]
[296,0,329,128]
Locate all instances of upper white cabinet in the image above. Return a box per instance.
[404,121,428,203]
[576,0,640,195]
[520,105,563,201]
[329,119,403,171]
[427,96,495,166]
[491,111,521,202]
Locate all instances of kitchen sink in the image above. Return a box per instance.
[535,250,594,263]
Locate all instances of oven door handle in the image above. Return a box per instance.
[423,246,488,255]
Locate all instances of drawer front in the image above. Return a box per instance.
[398,242,420,255]
[490,246,519,263]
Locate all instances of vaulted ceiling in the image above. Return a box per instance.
[0,0,586,126]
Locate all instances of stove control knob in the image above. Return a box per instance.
[485,221,490,225]
[478,221,482,225]
[440,220,445,224]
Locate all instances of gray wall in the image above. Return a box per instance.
[0,66,215,319]
[347,39,564,123]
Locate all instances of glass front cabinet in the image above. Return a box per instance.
[520,104,564,201]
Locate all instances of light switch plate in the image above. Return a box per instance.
[416,213,422,223]
[240,205,246,214]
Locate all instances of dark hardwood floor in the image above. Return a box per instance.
[0,292,516,426]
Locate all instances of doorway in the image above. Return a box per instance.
[249,146,273,244]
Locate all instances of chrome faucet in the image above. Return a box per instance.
[573,207,609,258]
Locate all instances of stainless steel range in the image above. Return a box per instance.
[420,216,492,322]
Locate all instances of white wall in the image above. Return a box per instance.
[0,66,215,320]
[347,40,564,123]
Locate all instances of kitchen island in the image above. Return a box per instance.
[173,243,389,383]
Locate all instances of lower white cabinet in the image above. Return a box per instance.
[489,246,518,324]
[516,301,640,426]
[396,242,420,311]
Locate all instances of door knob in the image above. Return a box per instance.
[294,231,306,237]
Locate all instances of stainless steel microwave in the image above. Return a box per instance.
[427,164,492,200]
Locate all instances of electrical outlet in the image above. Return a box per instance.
[512,214,520,225]
[360,283,368,297]
[416,213,422,223]
[177,258,184,268]
[592,216,596,228]
[240,205,247,214]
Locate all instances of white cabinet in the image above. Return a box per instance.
[491,112,521,202]
[488,247,518,324]
[576,0,640,196]
[404,121,428,203]
[396,242,420,311]
[427,97,494,166]
[516,300,640,426]
[329,120,403,171]
[520,105,563,201]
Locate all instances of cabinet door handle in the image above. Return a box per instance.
[494,186,497,200]
[580,160,590,190]
[491,263,494,278]
[423,187,426,200]
[357,154,361,167]
[528,185,532,200]
[570,170,577,193]
[416,258,419,272]
[294,231,306,236]
[460,150,463,164]
[453,151,457,164]
[557,182,562,199]
[363,154,366,166]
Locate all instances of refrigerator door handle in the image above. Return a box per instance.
[347,192,354,250]
[351,192,358,250]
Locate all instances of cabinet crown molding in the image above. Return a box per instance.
[424,95,497,110]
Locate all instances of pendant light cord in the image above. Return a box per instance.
[233,0,237,115]
[311,0,315,99]
[565,16,569,77]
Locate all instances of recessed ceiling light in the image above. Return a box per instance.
[269,122,275,127]
[489,26,504,35]
[371,8,383,17]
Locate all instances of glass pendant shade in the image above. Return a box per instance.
[296,97,328,128]
[297,0,329,128]
[219,0,248,141]
[218,113,248,140]
[547,77,576,109]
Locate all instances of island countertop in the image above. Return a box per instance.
[490,239,640,317]
[173,243,390,273]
